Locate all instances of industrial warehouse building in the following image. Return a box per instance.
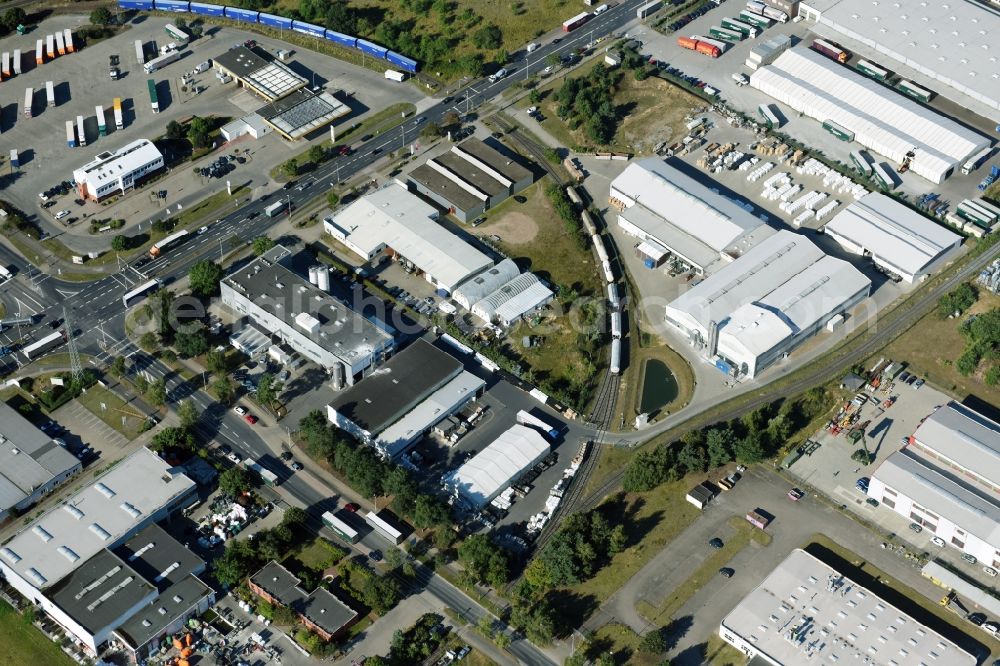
[0,448,207,656]
[221,245,394,385]
[664,230,870,379]
[610,158,775,275]
[323,184,494,293]
[823,193,962,283]
[212,46,307,101]
[406,139,533,222]
[443,424,550,509]
[249,561,358,641]
[451,258,554,326]
[326,339,484,459]
[749,48,990,183]
[720,549,976,665]
[799,0,1000,123]
[868,402,1000,568]
[72,139,164,201]
[0,403,82,522]
[256,88,350,141]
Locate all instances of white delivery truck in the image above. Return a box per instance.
[384,69,405,82]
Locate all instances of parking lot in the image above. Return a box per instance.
[0,14,425,239]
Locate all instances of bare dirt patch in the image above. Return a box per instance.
[483,211,538,245]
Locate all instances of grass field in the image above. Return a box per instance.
[586,623,660,666]
[292,537,347,572]
[76,385,148,440]
[527,60,704,153]
[636,516,770,626]
[0,600,76,666]
[883,286,1000,406]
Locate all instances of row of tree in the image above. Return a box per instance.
[554,65,622,146]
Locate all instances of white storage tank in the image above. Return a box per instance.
[316,265,331,292]
[308,264,320,285]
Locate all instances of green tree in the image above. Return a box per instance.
[459,53,485,77]
[219,466,252,496]
[252,236,275,256]
[545,53,560,68]
[280,158,299,178]
[734,431,766,464]
[147,378,167,406]
[178,400,200,428]
[256,373,277,407]
[111,235,128,252]
[134,374,148,395]
[282,506,308,530]
[308,144,326,164]
[2,8,27,31]
[90,7,113,25]
[327,191,340,208]
[150,426,195,454]
[495,631,511,649]
[987,365,1000,386]
[205,348,227,374]
[166,120,186,141]
[472,24,502,49]
[187,116,213,149]
[937,282,977,318]
[640,628,667,654]
[213,539,260,587]
[212,376,234,404]
[420,122,443,139]
[706,427,737,468]
[677,440,706,474]
[189,260,223,297]
[175,330,209,358]
[496,49,509,66]
[139,331,158,351]
[110,355,126,377]
[458,535,509,588]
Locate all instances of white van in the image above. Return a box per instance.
[385,69,406,82]
[594,3,609,14]
[526,42,540,53]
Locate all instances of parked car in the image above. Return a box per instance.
[219,444,232,456]
[855,477,870,493]
[909,522,923,533]
[226,452,241,464]
[709,537,724,549]
[931,536,946,547]
[913,378,925,389]
[962,553,978,564]
[983,621,999,637]
[719,567,735,578]
[898,371,911,383]
[280,451,293,461]
[865,498,879,508]
[55,209,71,220]
[234,406,247,416]
[369,550,382,561]
[968,612,987,626]
[344,503,360,513]
[290,461,303,471]
[984,566,998,577]
[244,414,258,425]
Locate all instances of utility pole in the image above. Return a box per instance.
[63,306,83,381]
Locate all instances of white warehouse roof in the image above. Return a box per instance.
[721,549,976,666]
[824,193,961,281]
[813,0,1000,121]
[749,48,990,183]
[328,184,493,292]
[443,425,550,508]
[611,159,770,272]
[0,448,194,590]
[666,230,869,377]
[911,402,1000,488]
[72,139,163,191]
[472,273,553,325]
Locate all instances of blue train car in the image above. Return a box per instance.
[223,6,259,23]
[356,39,388,59]
[291,20,326,39]
[386,51,418,73]
[189,2,225,16]
[153,0,190,12]
[324,30,357,49]
[118,0,154,10]
[258,12,293,30]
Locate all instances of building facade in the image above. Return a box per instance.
[72,139,164,201]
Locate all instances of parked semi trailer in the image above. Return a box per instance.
[677,36,721,58]
[96,105,107,136]
[811,39,848,63]
[113,97,124,130]
[12,48,20,74]
[147,79,159,113]
[23,87,32,118]
[45,80,54,107]
[66,120,76,147]
[143,48,180,74]
[77,115,86,146]
[35,39,43,65]
[134,39,145,65]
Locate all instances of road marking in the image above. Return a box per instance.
[14,297,37,316]
[56,289,78,299]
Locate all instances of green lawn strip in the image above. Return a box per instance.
[0,600,77,666]
[705,632,747,666]
[635,517,763,626]
[76,385,147,440]
[806,534,1000,657]
[271,102,416,182]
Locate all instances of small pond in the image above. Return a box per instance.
[639,359,679,414]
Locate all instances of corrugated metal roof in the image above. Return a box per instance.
[452,258,522,309]
[824,193,961,278]
[911,402,1000,487]
[472,273,553,324]
[749,48,990,183]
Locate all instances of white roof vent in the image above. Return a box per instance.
[63,505,84,520]
[95,483,116,499]
[27,568,47,587]
[1,548,22,564]
[58,546,80,563]
[89,523,112,541]
[32,525,54,542]
[142,620,152,627]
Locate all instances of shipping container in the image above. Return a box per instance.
[850,150,873,177]
[147,78,159,113]
[223,6,259,23]
[45,80,54,107]
[871,162,896,191]
[118,0,155,9]
[897,79,933,103]
[55,31,65,56]
[63,29,74,54]
[677,36,699,51]
[66,120,76,147]
[757,103,780,128]
[23,87,32,118]
[144,49,180,74]
[762,6,788,22]
[77,115,86,146]
[746,509,770,529]
[258,12,293,29]
[113,97,124,130]
[721,17,758,37]
[637,1,662,19]
[164,23,189,42]
[961,147,993,175]
[135,39,145,65]
[46,34,54,60]
[386,51,418,73]
[747,0,766,12]
[856,59,889,82]
[822,118,854,141]
[739,9,771,28]
[694,35,728,53]
[562,11,592,32]
[356,39,388,59]
[956,200,994,227]
[811,39,848,63]
[384,69,406,82]
[291,20,326,38]
[324,30,356,49]
[35,39,43,65]
[709,26,744,42]
[188,2,225,16]
[974,198,1000,221]
[12,48,20,74]
[96,105,107,136]
[152,0,190,12]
